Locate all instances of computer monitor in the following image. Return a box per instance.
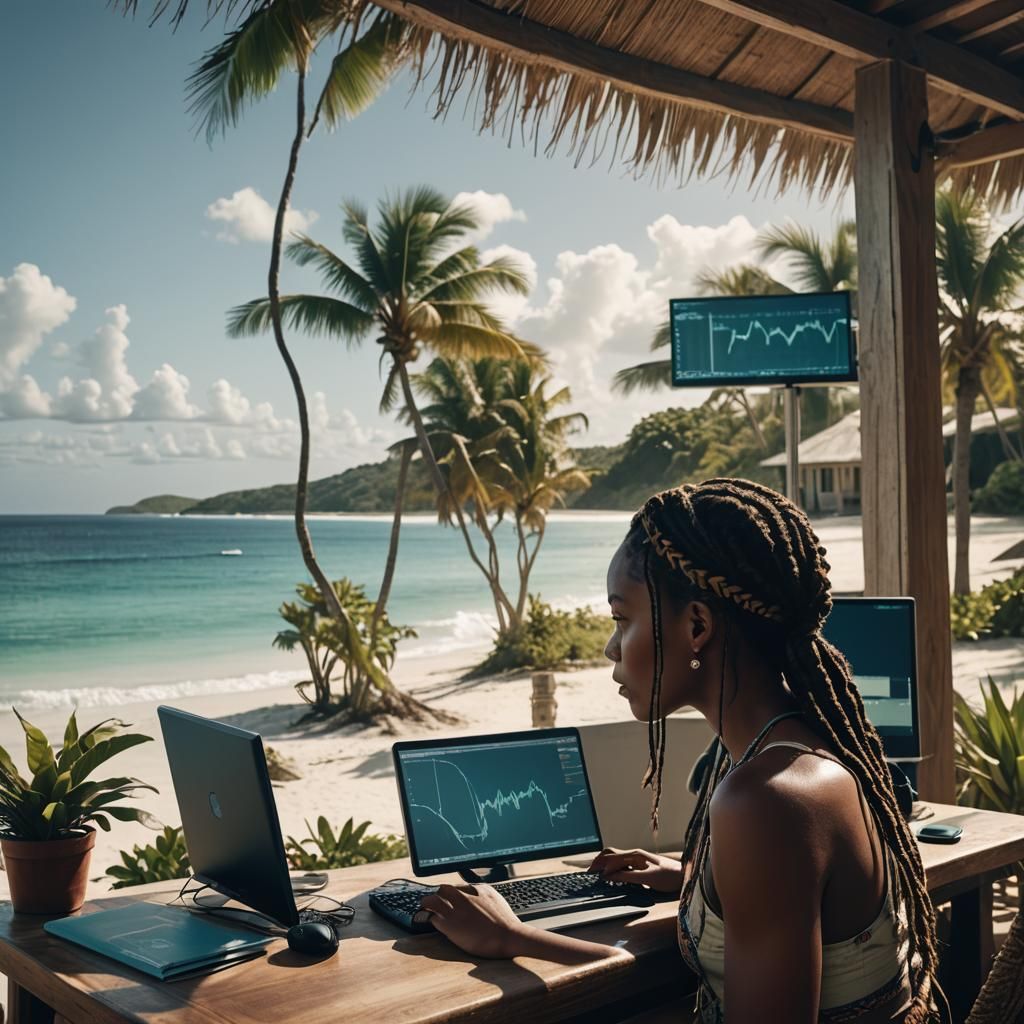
[393,728,604,877]
[820,597,920,761]
[158,706,300,926]
[669,291,856,388]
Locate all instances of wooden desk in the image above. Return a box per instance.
[2,803,1022,1024]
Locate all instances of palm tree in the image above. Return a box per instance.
[415,357,590,631]
[227,188,532,631]
[935,188,1024,595]
[186,5,405,634]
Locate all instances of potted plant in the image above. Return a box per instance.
[0,709,157,914]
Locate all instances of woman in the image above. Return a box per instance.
[418,480,943,1023]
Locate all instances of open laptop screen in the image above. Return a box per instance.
[393,728,603,877]
[821,597,920,760]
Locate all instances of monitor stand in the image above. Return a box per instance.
[459,863,515,884]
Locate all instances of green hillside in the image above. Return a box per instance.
[106,495,198,515]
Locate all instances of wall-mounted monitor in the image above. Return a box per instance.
[669,291,856,388]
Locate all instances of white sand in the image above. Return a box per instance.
[1,513,1023,897]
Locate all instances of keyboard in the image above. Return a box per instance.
[369,872,654,934]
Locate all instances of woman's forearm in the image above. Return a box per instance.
[508,923,619,964]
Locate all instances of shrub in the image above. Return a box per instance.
[951,569,1024,640]
[954,679,1024,816]
[284,816,407,870]
[104,825,190,889]
[973,459,1024,515]
[472,596,609,677]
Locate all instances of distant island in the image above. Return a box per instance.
[106,443,645,516]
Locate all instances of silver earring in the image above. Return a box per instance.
[690,656,701,670]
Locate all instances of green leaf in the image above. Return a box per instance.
[63,711,79,751]
[104,805,162,829]
[69,734,152,787]
[14,709,55,776]
[92,813,111,832]
[0,742,26,788]
[31,763,58,798]
[52,771,73,802]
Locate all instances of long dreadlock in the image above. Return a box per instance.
[623,479,942,1024]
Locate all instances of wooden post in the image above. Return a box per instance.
[531,672,557,728]
[784,385,801,506]
[854,60,954,801]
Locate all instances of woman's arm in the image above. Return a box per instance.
[711,777,828,1024]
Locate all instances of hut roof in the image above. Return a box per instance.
[760,405,1020,467]
[366,0,1024,207]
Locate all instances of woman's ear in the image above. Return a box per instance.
[688,601,715,653]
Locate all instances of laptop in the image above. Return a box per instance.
[158,706,328,929]
[373,727,658,932]
[821,597,920,762]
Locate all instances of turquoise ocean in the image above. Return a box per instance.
[0,513,630,712]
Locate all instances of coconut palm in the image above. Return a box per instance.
[227,188,532,630]
[935,188,1024,595]
[415,357,590,632]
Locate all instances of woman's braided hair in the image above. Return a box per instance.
[624,479,940,1023]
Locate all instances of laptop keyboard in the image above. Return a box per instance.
[369,872,652,933]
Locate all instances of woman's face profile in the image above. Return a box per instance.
[605,542,701,722]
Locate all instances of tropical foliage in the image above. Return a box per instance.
[414,357,590,633]
[471,596,610,677]
[949,569,1024,642]
[973,459,1024,515]
[104,826,190,889]
[936,188,1024,595]
[954,679,1024,817]
[274,579,416,720]
[0,711,157,841]
[283,815,407,869]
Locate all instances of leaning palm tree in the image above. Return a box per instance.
[935,188,1024,595]
[228,188,532,631]
[185,1,407,635]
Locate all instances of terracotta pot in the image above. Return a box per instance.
[1,828,96,915]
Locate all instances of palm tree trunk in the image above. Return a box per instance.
[370,441,412,643]
[953,365,982,596]
[736,389,767,450]
[396,357,516,626]
[981,381,1023,463]
[269,66,345,625]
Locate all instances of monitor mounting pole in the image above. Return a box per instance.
[459,864,515,884]
[784,384,801,507]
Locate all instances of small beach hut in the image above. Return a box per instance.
[370,0,1024,803]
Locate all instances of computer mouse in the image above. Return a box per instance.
[286,921,339,956]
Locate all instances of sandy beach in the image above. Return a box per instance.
[2,512,1023,897]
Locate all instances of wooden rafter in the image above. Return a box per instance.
[957,7,1024,43]
[910,0,1001,34]
[1002,38,1024,59]
[866,0,903,13]
[936,118,1024,167]
[371,0,855,139]
[696,0,1024,118]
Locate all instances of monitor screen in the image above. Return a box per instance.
[821,598,919,760]
[669,291,856,387]
[392,728,603,876]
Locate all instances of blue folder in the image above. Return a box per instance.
[44,901,272,980]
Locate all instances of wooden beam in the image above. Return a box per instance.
[957,6,1024,42]
[854,59,954,803]
[866,0,904,13]
[697,0,1024,118]
[910,0,1001,34]
[936,118,1024,166]
[372,0,854,139]
[1002,38,1024,59]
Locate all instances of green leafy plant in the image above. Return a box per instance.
[954,679,1024,815]
[974,460,1024,515]
[950,569,1024,640]
[283,816,407,870]
[471,596,610,677]
[104,826,190,889]
[0,710,157,841]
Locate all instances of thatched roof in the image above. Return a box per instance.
[372,0,1024,206]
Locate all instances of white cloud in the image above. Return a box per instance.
[0,264,76,390]
[53,305,138,421]
[133,364,199,421]
[453,191,526,242]
[206,187,318,244]
[206,378,251,424]
[647,214,760,292]
[50,340,71,360]
[0,375,52,418]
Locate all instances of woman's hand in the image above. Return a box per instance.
[418,883,528,959]
[588,848,684,894]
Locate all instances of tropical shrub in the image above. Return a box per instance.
[283,816,407,870]
[274,578,416,719]
[0,710,156,841]
[265,746,301,782]
[104,826,190,889]
[950,569,1024,640]
[973,460,1024,515]
[471,596,609,677]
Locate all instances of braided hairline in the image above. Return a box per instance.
[640,508,785,624]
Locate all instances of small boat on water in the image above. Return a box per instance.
[220,549,243,556]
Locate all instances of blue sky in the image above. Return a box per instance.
[1,1,854,514]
